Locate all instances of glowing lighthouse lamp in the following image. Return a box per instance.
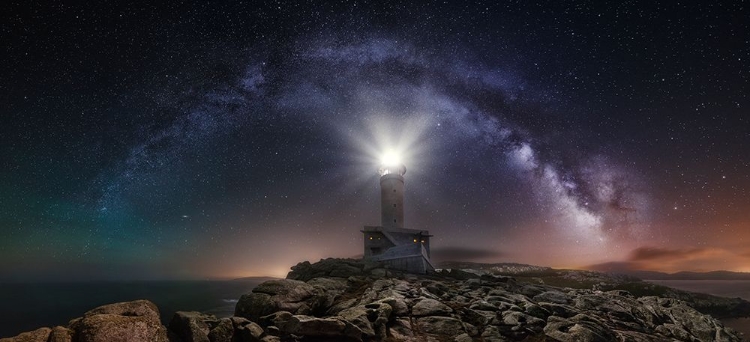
[377,150,407,228]
[361,149,434,274]
[379,150,403,173]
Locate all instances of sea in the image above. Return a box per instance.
[0,278,272,338]
[646,279,750,339]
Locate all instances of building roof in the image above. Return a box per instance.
[361,225,432,236]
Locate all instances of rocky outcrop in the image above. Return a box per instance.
[69,300,168,342]
[233,259,743,341]
[0,328,52,342]
[2,259,745,342]
[234,279,323,321]
[286,258,399,282]
[0,301,168,342]
[0,326,73,342]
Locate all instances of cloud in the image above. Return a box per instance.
[628,247,708,262]
[584,247,712,273]
[586,246,750,273]
[585,261,639,273]
[430,247,504,262]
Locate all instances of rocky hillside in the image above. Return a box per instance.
[1,258,746,342]
[438,261,750,319]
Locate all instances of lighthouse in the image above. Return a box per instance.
[378,163,406,228]
[362,152,434,274]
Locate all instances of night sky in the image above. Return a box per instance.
[1,1,748,281]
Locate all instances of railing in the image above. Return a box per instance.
[421,244,436,270]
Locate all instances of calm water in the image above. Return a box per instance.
[647,280,750,340]
[0,278,271,338]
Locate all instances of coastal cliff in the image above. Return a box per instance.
[1,258,747,342]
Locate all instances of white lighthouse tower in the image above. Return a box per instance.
[379,163,406,228]
[362,152,433,273]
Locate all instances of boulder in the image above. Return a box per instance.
[337,302,393,339]
[655,323,693,340]
[376,296,408,316]
[458,308,490,327]
[48,326,73,342]
[307,277,349,310]
[71,300,167,342]
[338,305,376,337]
[252,279,316,301]
[206,318,233,342]
[168,314,234,342]
[168,311,213,342]
[235,293,274,322]
[388,318,414,339]
[230,317,264,342]
[518,284,547,297]
[73,314,168,342]
[327,298,359,315]
[500,311,545,333]
[234,279,320,321]
[257,311,293,329]
[411,298,452,316]
[469,300,497,311]
[258,337,280,342]
[538,302,578,318]
[524,303,551,319]
[533,290,570,304]
[286,258,382,281]
[543,315,616,342]
[614,330,670,342]
[279,315,362,341]
[655,297,720,341]
[480,325,502,340]
[0,328,51,342]
[330,264,363,278]
[416,316,465,337]
[83,300,161,322]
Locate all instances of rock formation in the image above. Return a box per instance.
[0,300,165,342]
[232,259,743,341]
[1,258,745,342]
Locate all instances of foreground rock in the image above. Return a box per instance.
[0,328,52,342]
[233,258,743,342]
[1,300,168,342]
[2,259,745,342]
